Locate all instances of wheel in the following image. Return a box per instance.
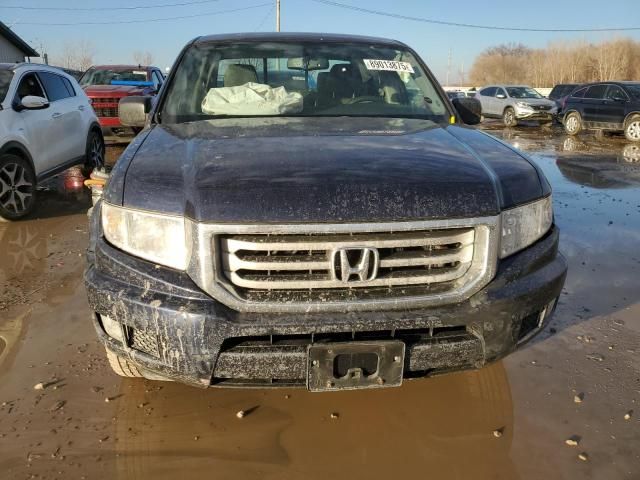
[85,129,105,172]
[106,348,143,377]
[624,115,640,142]
[503,107,517,127]
[0,154,36,221]
[564,112,582,136]
[622,144,640,162]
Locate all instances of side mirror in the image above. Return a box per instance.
[119,96,152,127]
[496,93,506,99]
[452,97,482,125]
[18,95,49,111]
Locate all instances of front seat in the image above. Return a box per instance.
[378,71,408,104]
[327,63,362,101]
[223,64,258,87]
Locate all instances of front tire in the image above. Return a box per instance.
[85,129,105,172]
[564,112,582,136]
[0,154,36,221]
[624,115,640,142]
[503,108,517,127]
[106,349,143,378]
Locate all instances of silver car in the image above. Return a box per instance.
[476,85,557,127]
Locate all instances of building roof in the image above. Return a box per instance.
[195,32,404,47]
[0,22,39,58]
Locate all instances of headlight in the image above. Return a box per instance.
[500,196,553,258]
[516,102,532,109]
[102,202,190,270]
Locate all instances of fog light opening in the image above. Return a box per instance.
[542,298,558,322]
[517,297,559,345]
[101,314,125,343]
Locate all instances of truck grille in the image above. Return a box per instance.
[93,107,119,118]
[190,219,497,312]
[91,97,119,117]
[220,228,474,291]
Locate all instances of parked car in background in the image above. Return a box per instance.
[476,85,558,127]
[0,63,103,221]
[563,82,640,141]
[85,33,565,390]
[549,83,579,102]
[79,65,164,142]
[446,90,466,100]
[549,83,580,117]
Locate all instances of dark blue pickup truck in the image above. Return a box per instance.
[85,33,566,390]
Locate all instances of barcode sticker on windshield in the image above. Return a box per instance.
[133,71,147,75]
[363,59,414,73]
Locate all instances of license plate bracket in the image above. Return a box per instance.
[307,341,405,392]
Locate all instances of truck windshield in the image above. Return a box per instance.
[80,68,148,86]
[0,70,13,102]
[160,41,448,124]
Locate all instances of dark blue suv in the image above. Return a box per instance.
[563,82,640,141]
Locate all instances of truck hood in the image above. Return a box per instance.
[517,98,556,107]
[83,84,146,96]
[108,117,546,223]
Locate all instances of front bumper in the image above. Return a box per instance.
[84,208,567,388]
[514,107,557,121]
[100,125,137,144]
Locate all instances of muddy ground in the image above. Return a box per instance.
[0,125,639,479]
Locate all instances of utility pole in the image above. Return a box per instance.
[446,48,451,88]
[276,0,280,32]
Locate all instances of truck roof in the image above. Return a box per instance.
[194,32,405,47]
[89,65,157,70]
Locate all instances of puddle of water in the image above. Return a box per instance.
[481,124,640,327]
[107,363,515,479]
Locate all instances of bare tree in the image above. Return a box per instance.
[589,39,632,81]
[469,43,531,85]
[133,51,154,66]
[53,40,96,73]
[470,37,640,87]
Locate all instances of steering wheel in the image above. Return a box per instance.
[344,96,383,105]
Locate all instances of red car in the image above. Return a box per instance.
[79,65,165,142]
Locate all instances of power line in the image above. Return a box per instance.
[253,4,275,31]
[311,0,640,32]
[12,3,271,26]
[0,0,222,11]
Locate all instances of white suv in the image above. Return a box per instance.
[0,63,104,221]
[475,85,558,127]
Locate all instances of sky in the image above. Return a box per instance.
[4,0,640,83]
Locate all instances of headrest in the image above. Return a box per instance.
[224,64,258,87]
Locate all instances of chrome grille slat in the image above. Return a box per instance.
[224,253,330,271]
[228,264,467,290]
[221,229,474,253]
[379,246,472,268]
